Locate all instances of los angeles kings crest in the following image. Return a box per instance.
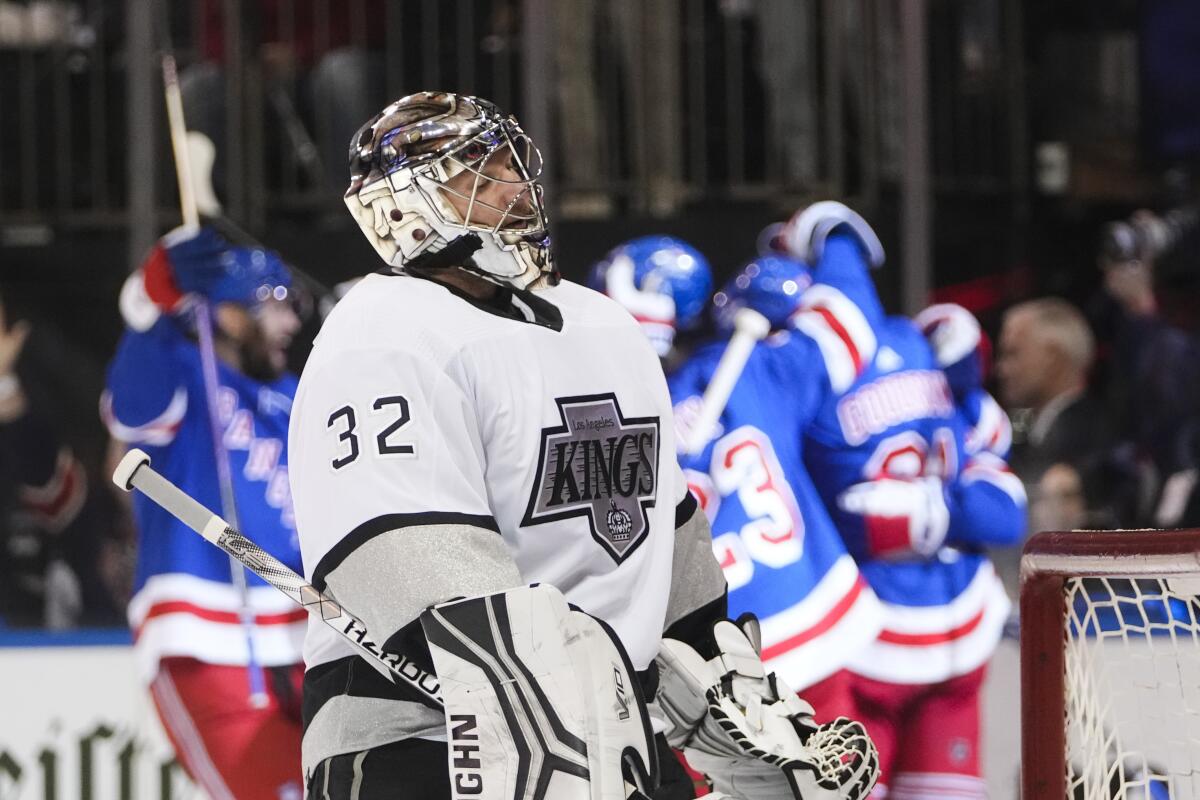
[522,394,660,563]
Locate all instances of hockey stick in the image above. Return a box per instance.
[681,308,771,455]
[113,448,444,705]
[161,38,271,708]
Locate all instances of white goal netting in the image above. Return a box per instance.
[1064,575,1200,800]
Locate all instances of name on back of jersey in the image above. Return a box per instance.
[836,370,954,446]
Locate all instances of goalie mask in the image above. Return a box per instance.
[346,91,555,289]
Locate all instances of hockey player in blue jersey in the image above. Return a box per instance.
[668,256,886,730]
[103,225,305,800]
[779,203,1026,799]
[588,235,713,367]
[592,244,888,796]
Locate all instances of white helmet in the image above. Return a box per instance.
[345,92,555,288]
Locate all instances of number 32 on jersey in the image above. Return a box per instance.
[327,395,416,470]
[692,426,805,591]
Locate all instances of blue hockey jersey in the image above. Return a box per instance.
[670,329,883,691]
[799,233,1025,685]
[103,315,305,681]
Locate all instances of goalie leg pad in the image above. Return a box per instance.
[421,585,657,800]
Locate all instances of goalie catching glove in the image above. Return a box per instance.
[656,616,878,800]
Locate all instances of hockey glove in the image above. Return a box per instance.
[121,226,231,331]
[656,618,878,800]
[122,226,290,331]
[837,476,950,559]
[781,201,885,269]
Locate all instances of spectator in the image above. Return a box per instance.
[0,298,127,629]
[182,0,386,198]
[1100,226,1200,526]
[996,297,1116,527]
[553,0,683,216]
[103,226,305,800]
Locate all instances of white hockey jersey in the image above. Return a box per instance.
[288,271,686,679]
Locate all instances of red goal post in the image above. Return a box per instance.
[1020,528,1200,799]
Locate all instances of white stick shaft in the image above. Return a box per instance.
[161,54,199,229]
[160,47,262,704]
[132,459,219,541]
[684,309,771,454]
[117,451,443,703]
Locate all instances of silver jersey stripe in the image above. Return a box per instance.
[349,750,368,800]
[664,502,726,632]
[321,522,522,652]
[302,694,445,777]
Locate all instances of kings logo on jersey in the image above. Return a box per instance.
[522,394,660,563]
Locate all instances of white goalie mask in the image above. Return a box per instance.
[345,92,555,289]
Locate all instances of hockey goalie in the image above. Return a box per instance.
[286,91,878,799]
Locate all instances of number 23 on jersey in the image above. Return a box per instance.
[697,426,805,591]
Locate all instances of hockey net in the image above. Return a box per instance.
[1021,529,1200,799]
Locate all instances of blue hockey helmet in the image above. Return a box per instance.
[588,236,713,356]
[712,254,813,333]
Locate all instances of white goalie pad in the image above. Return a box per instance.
[656,619,878,800]
[420,585,658,800]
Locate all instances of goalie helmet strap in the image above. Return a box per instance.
[395,264,566,332]
[401,232,484,272]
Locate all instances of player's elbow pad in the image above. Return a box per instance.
[948,456,1028,548]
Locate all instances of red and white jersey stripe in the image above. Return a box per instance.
[965,392,1011,457]
[791,284,877,393]
[848,561,1009,685]
[128,573,306,683]
[101,387,188,446]
[759,555,884,691]
[889,772,988,799]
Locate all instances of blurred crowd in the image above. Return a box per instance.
[1005,209,1200,536]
